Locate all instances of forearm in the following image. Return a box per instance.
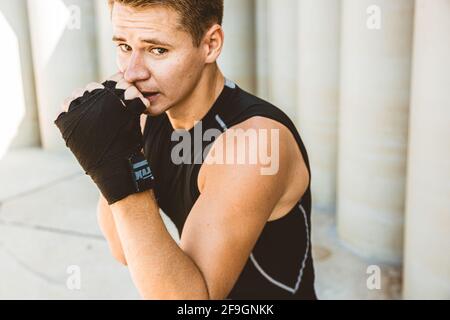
[97,195,127,265]
[110,190,209,300]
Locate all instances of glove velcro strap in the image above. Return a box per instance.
[91,153,155,205]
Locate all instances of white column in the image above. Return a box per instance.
[95,0,117,81]
[28,0,99,150]
[297,0,341,213]
[337,0,414,264]
[255,0,269,101]
[0,0,40,156]
[403,0,450,299]
[218,0,256,93]
[266,0,298,120]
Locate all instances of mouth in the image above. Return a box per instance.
[142,92,161,104]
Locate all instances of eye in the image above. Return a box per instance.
[117,44,132,53]
[150,47,168,56]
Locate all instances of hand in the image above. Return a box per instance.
[61,73,150,114]
[55,73,154,205]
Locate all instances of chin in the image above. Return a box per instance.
[144,103,171,117]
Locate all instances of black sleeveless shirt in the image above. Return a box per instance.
[143,79,317,300]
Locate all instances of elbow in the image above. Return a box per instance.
[110,246,128,266]
[114,255,128,267]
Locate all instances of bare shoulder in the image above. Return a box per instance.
[198,116,309,221]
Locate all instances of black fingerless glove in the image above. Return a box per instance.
[54,80,155,205]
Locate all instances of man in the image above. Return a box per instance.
[55,0,316,300]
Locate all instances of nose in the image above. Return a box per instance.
[123,51,151,84]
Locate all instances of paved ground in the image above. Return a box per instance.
[0,148,401,299]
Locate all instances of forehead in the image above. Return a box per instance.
[111,3,183,41]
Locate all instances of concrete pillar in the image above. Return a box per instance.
[27,0,99,150]
[95,0,117,81]
[297,0,341,213]
[218,0,256,93]
[337,0,414,264]
[255,0,269,101]
[266,0,298,120]
[403,0,450,299]
[0,0,40,156]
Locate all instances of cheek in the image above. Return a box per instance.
[150,57,194,88]
[170,54,202,82]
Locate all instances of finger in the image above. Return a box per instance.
[139,96,150,108]
[71,88,85,100]
[116,79,133,91]
[124,87,150,109]
[124,86,142,101]
[126,96,150,115]
[62,96,73,112]
[85,82,104,92]
[102,72,124,89]
[63,83,103,113]
[62,88,85,112]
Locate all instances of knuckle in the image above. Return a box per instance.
[116,79,131,90]
[71,88,83,98]
[86,82,104,92]
[61,97,71,112]
[124,86,141,100]
[126,91,149,109]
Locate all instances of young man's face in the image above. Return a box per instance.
[111,3,206,115]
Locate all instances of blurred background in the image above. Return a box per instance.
[0,0,448,299]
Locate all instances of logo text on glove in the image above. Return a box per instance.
[133,160,154,181]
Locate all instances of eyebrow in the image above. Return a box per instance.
[112,35,172,47]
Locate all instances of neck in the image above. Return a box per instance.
[166,64,225,131]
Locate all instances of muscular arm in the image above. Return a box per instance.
[111,191,210,299]
[104,117,308,300]
[96,114,148,266]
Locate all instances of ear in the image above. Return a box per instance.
[203,24,224,64]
